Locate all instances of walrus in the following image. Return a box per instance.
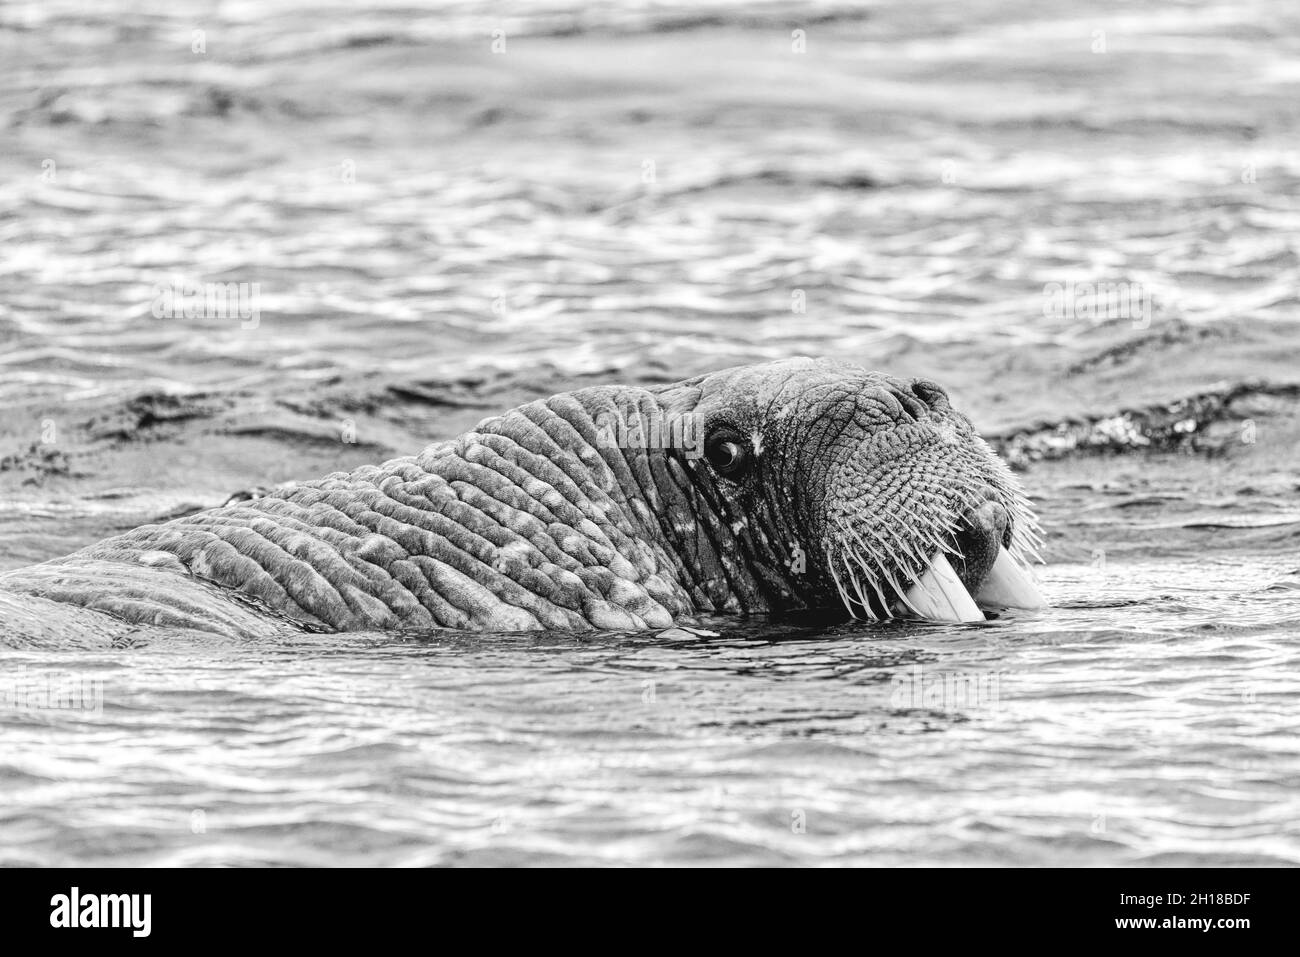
[0,358,1044,641]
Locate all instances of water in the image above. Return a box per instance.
[3,0,1300,865]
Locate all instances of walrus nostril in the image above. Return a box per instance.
[885,386,928,422]
[908,379,951,412]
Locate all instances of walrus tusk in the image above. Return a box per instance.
[901,552,985,623]
[974,547,1046,610]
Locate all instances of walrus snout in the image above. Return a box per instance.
[821,365,1044,625]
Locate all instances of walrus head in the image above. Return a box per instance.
[645,357,1044,622]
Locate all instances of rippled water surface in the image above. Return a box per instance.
[2,0,1300,865]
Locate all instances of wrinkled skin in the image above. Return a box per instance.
[0,357,1040,641]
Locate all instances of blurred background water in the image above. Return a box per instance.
[1,0,1299,865]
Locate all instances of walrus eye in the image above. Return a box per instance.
[705,431,751,477]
